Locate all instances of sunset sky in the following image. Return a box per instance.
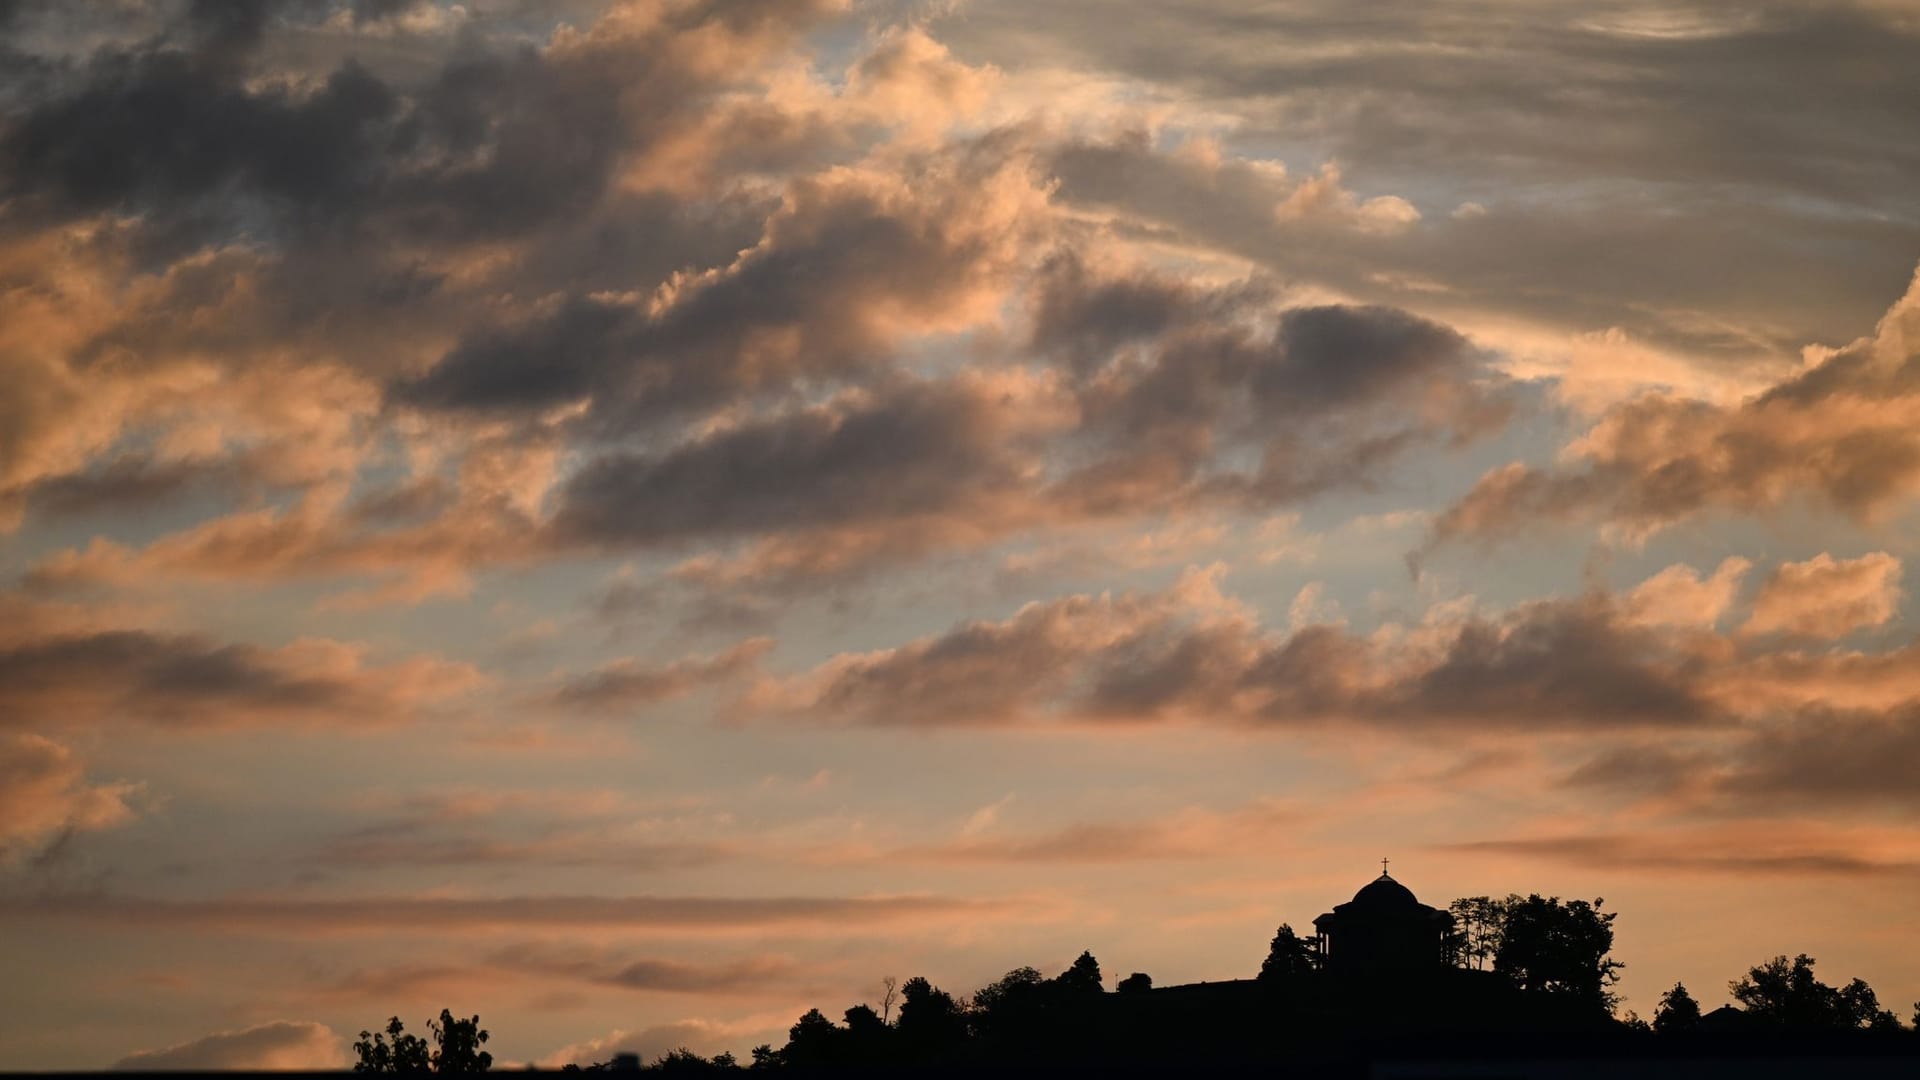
[4,0,1920,1068]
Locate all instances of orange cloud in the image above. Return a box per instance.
[110,1020,347,1071]
[1428,264,1920,551]
[1742,551,1903,639]
[0,733,140,862]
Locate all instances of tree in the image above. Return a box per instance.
[1730,954,1897,1030]
[880,975,899,1025]
[1493,895,1623,1014]
[895,976,968,1061]
[355,1018,430,1073]
[654,1048,737,1076]
[429,1011,492,1073]
[354,1011,491,1073]
[1257,923,1316,983]
[972,967,1046,1017]
[841,1003,891,1064]
[1447,896,1507,971]
[1653,982,1701,1033]
[1056,950,1104,994]
[1116,972,1152,994]
[843,1003,886,1035]
[783,1008,841,1068]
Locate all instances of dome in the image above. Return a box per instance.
[1348,872,1420,909]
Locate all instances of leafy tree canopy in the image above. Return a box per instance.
[353,1010,491,1073]
[1258,923,1316,983]
[1731,955,1899,1031]
[1653,982,1701,1033]
[1492,894,1623,1014]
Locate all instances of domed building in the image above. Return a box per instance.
[1312,865,1454,976]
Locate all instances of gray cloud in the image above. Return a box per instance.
[947,0,1920,354]
[486,942,799,994]
[400,131,1048,425]
[1719,706,1920,812]
[549,377,1043,549]
[0,625,477,729]
[1039,257,1519,518]
[751,570,1718,731]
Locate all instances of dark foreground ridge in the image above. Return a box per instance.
[43,870,1920,1077]
[20,1039,1920,1080]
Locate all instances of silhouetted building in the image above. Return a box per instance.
[1313,867,1453,977]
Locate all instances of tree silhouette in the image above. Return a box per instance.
[1493,895,1623,1013]
[354,1011,491,1073]
[1257,923,1316,983]
[1116,972,1152,994]
[1730,954,1899,1030]
[1057,950,1104,994]
[1653,982,1701,1033]
[652,1048,738,1076]
[354,1018,429,1073]
[782,1008,840,1068]
[895,976,968,1061]
[1446,896,1506,970]
[841,1003,891,1064]
[429,1011,492,1073]
[971,966,1045,1027]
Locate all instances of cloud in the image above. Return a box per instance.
[1448,830,1920,880]
[1622,557,1751,630]
[943,0,1920,357]
[0,733,139,862]
[313,788,738,869]
[110,1020,347,1071]
[1742,551,1903,639]
[487,942,799,994]
[882,797,1303,864]
[2,891,1011,936]
[321,947,800,1003]
[0,0,844,248]
[1427,265,1920,551]
[1717,705,1920,813]
[400,132,1051,425]
[744,564,1720,731]
[741,552,1920,737]
[548,638,774,712]
[0,624,483,730]
[547,373,1064,552]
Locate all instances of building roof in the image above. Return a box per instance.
[1348,872,1421,910]
[1314,871,1452,930]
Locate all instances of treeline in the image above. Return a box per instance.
[352,894,1920,1073]
[1645,954,1912,1034]
[574,952,1918,1074]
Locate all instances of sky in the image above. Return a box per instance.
[3,0,1920,1068]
